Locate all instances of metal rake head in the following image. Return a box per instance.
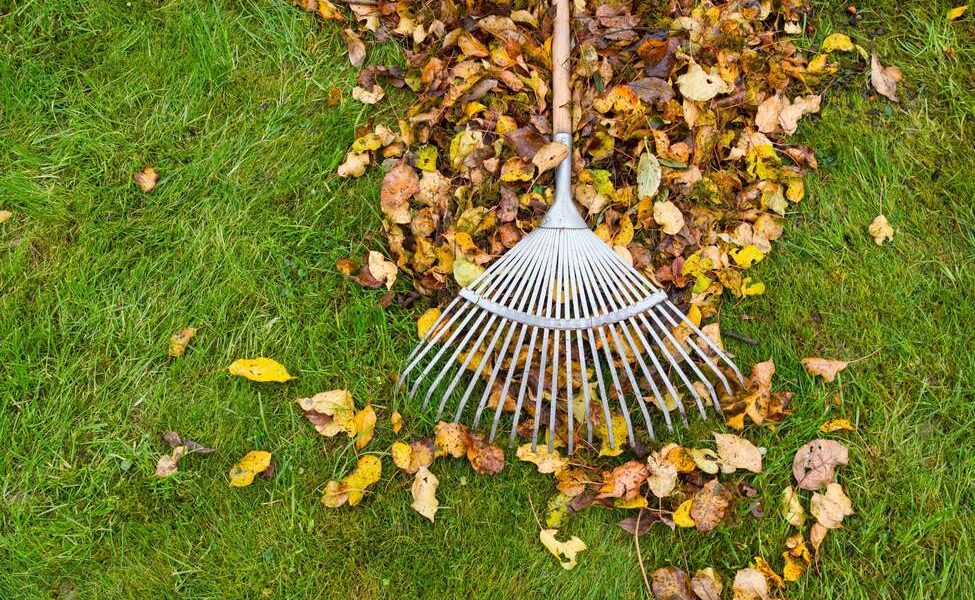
[397,224,744,454]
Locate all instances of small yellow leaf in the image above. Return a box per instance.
[516,444,569,474]
[353,404,377,449]
[539,529,587,570]
[673,498,696,528]
[0,210,12,224]
[821,32,854,53]
[732,245,765,269]
[781,486,806,528]
[820,418,856,433]
[168,327,197,358]
[228,357,295,382]
[391,441,413,471]
[948,5,969,20]
[342,454,383,507]
[741,278,765,296]
[416,308,442,339]
[597,413,628,457]
[614,214,634,246]
[414,145,439,172]
[391,410,403,434]
[687,304,702,327]
[229,450,272,487]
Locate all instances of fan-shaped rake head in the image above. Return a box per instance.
[397,225,744,454]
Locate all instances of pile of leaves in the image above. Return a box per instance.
[315,0,868,313]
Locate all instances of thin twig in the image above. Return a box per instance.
[634,508,652,597]
[725,329,760,346]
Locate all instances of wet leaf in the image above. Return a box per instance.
[228,357,295,382]
[802,357,849,382]
[868,214,894,245]
[411,466,440,522]
[539,529,586,570]
[793,439,849,490]
[690,479,732,532]
[467,437,505,474]
[132,167,159,192]
[781,485,806,528]
[870,55,902,102]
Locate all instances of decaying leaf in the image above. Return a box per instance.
[351,84,384,104]
[793,439,849,490]
[381,161,419,224]
[690,479,732,532]
[731,568,769,600]
[677,61,732,101]
[132,167,159,192]
[229,450,273,487]
[154,445,186,478]
[820,418,856,433]
[646,452,678,498]
[653,201,684,235]
[296,389,357,437]
[516,443,568,474]
[673,498,696,528]
[781,485,806,528]
[870,55,902,103]
[810,482,853,528]
[168,327,197,358]
[434,421,470,458]
[338,152,370,177]
[367,251,398,290]
[714,433,763,473]
[868,214,894,245]
[322,454,382,507]
[228,357,295,382]
[411,466,440,522]
[467,437,505,474]
[802,357,849,382]
[162,431,214,455]
[353,404,377,449]
[691,568,723,600]
[596,460,648,501]
[539,529,586,570]
[531,141,569,174]
[651,566,692,600]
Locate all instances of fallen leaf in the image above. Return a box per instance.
[783,533,812,581]
[391,410,403,433]
[677,61,732,101]
[870,55,902,102]
[0,210,12,224]
[411,465,440,522]
[317,0,345,21]
[516,443,568,474]
[337,151,370,177]
[731,568,769,600]
[646,452,678,498]
[229,450,272,487]
[751,557,783,588]
[162,431,214,455]
[367,250,398,290]
[810,522,829,560]
[778,95,821,135]
[820,418,856,433]
[714,433,763,473]
[821,32,854,53]
[539,529,586,570]
[792,439,849,490]
[673,499,696,528]
[323,454,382,507]
[637,151,662,200]
[596,460,648,501]
[132,167,159,192]
[228,357,295,382]
[341,28,365,67]
[651,566,692,600]
[531,141,569,174]
[546,492,572,528]
[353,404,377,449]
[296,389,357,437]
[154,445,186,477]
[434,421,470,458]
[755,94,785,133]
[689,447,721,474]
[811,482,853,528]
[802,357,849,382]
[781,486,806,528]
[326,86,342,107]
[467,437,505,474]
[868,214,894,245]
[380,161,418,224]
[416,308,442,339]
[690,479,732,532]
[352,84,384,104]
[653,201,684,235]
[691,568,723,600]
[948,5,969,20]
[168,327,197,358]
[453,257,485,287]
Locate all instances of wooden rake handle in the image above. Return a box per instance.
[552,0,571,135]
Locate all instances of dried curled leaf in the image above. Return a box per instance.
[868,214,894,245]
[132,167,159,192]
[870,55,902,102]
[467,437,505,474]
[802,357,849,382]
[168,327,197,358]
[714,433,763,473]
[810,482,853,529]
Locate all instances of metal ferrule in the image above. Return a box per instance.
[539,132,588,229]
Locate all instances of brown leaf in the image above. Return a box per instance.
[168,327,197,358]
[154,445,186,477]
[651,566,692,600]
[801,357,849,382]
[341,28,365,68]
[691,568,723,600]
[792,439,849,490]
[714,433,763,473]
[731,568,769,600]
[380,161,418,224]
[434,421,470,458]
[531,141,569,174]
[597,460,648,501]
[504,127,548,159]
[629,77,674,106]
[132,167,159,192]
[870,54,902,102]
[810,482,853,528]
[690,479,732,532]
[617,508,671,536]
[162,431,214,455]
[467,436,505,474]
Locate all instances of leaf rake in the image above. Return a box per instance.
[398,0,744,453]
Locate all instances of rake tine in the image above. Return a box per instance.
[664,301,745,386]
[398,297,466,389]
[546,230,568,452]
[421,312,494,408]
[486,323,528,440]
[447,315,513,423]
[530,232,562,450]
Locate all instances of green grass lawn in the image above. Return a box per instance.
[1,0,973,598]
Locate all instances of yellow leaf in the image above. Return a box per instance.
[948,5,969,20]
[781,486,806,528]
[751,556,784,588]
[741,278,765,296]
[868,214,894,245]
[732,245,765,269]
[367,251,398,290]
[673,499,696,527]
[688,304,702,327]
[414,145,438,172]
[597,413,628,457]
[500,157,535,182]
[228,357,295,382]
[417,308,442,339]
[353,404,377,449]
[434,421,470,458]
[391,441,413,471]
[539,529,586,570]
[168,327,197,358]
[295,389,356,437]
[614,214,634,246]
[411,466,439,522]
[653,200,685,235]
[391,410,403,433]
[785,177,805,202]
[820,418,856,433]
[229,450,272,487]
[0,210,12,224]
[677,61,732,101]
[343,455,383,507]
[317,0,345,21]
[453,257,485,287]
[821,32,854,53]
[516,443,569,474]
